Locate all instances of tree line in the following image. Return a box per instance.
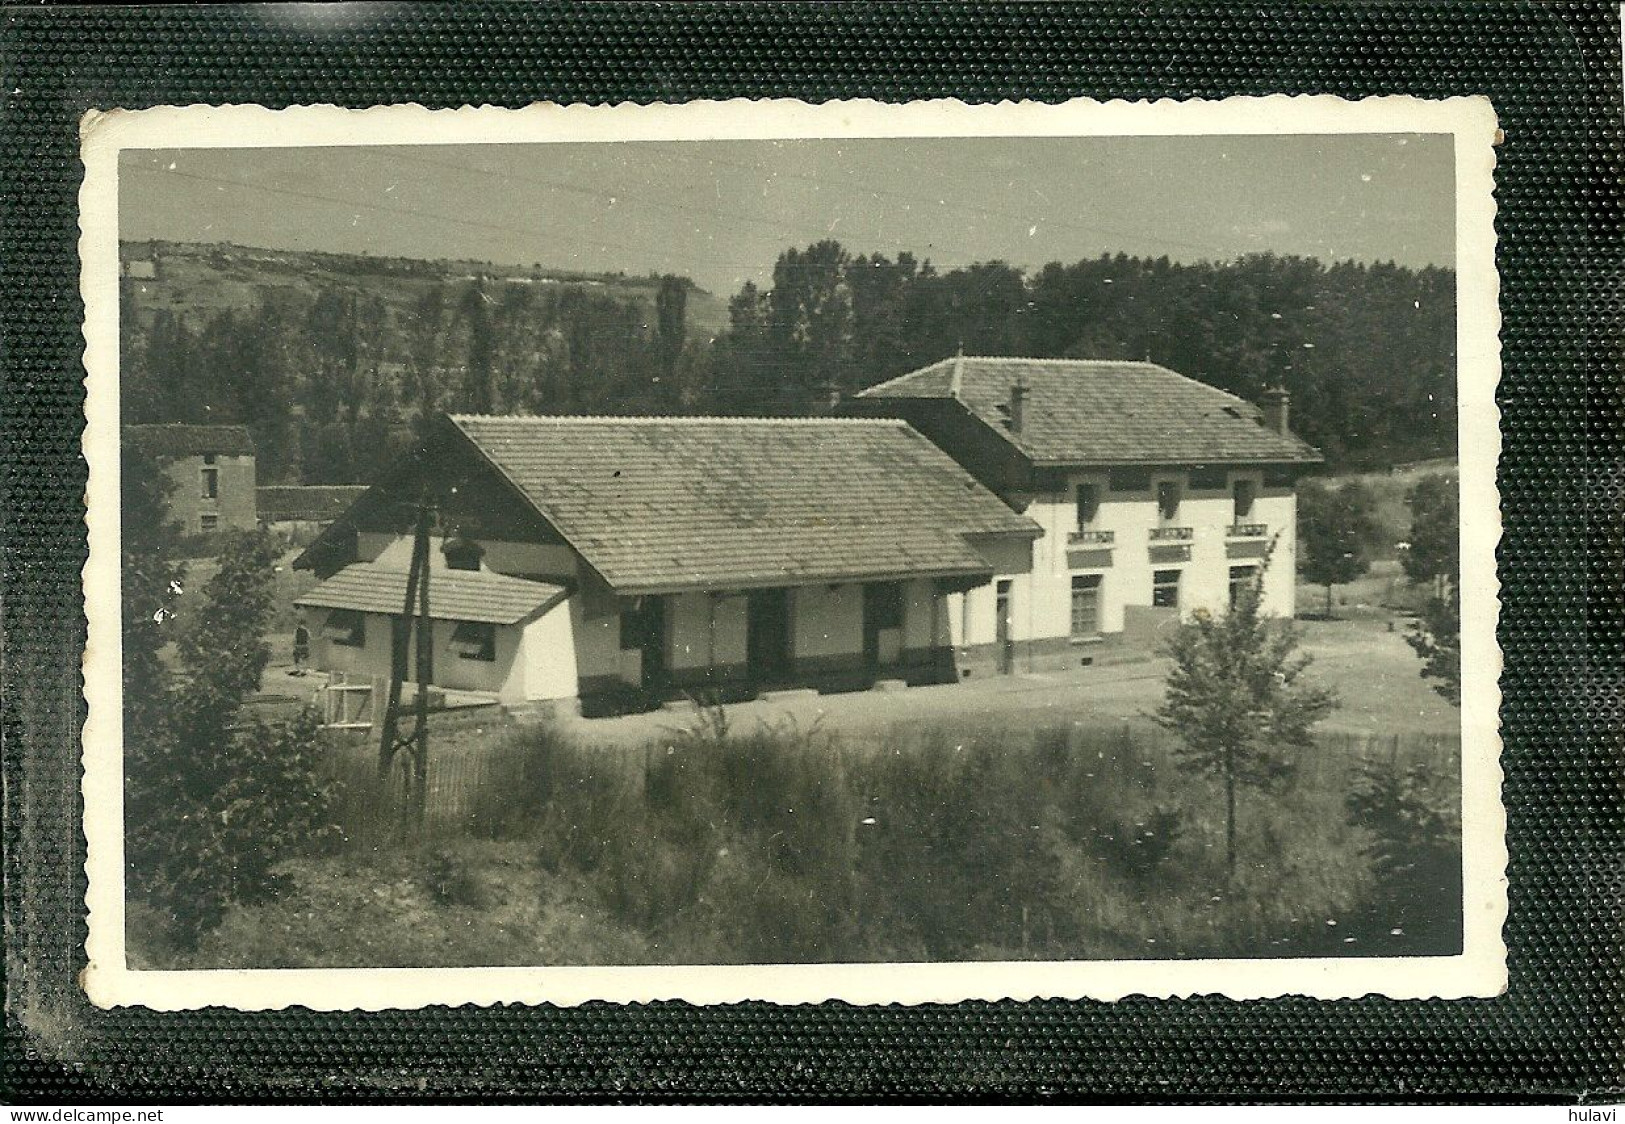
[121,242,1455,483]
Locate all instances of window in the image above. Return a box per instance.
[450,620,496,662]
[200,467,219,499]
[1156,481,1182,523]
[1233,478,1257,521]
[1152,569,1181,609]
[441,536,484,572]
[1070,574,1102,638]
[202,453,217,465]
[1108,467,1152,493]
[1074,483,1101,529]
[199,513,219,533]
[321,609,365,647]
[1230,565,1257,609]
[1189,466,1227,491]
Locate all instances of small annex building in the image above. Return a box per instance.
[124,423,257,536]
[842,356,1322,672]
[257,484,370,537]
[294,413,1040,713]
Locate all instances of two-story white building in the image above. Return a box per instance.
[843,357,1322,676]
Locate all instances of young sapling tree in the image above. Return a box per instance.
[1154,545,1338,879]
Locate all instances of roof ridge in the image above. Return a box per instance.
[877,355,1255,408]
[337,559,563,587]
[956,355,1162,366]
[853,356,956,398]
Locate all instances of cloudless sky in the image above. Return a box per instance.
[119,134,1454,297]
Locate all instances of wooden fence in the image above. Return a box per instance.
[317,730,645,849]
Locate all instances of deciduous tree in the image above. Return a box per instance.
[1406,582,1462,706]
[1297,480,1381,618]
[1154,548,1338,879]
[126,528,337,947]
[1402,472,1459,594]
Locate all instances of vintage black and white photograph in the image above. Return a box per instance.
[79,98,1503,1009]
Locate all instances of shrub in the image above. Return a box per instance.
[420,845,491,910]
[1346,758,1463,952]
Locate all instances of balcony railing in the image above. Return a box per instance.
[1149,526,1194,542]
[1227,522,1269,538]
[1068,529,1115,545]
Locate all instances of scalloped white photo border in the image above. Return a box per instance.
[79,95,1505,1010]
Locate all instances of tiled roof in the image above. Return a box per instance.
[124,424,255,458]
[446,415,1040,594]
[257,485,370,522]
[295,561,567,625]
[856,357,1321,466]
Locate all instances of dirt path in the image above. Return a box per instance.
[560,614,1460,749]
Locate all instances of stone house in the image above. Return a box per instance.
[124,423,257,536]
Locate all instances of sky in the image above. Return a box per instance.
[119,134,1455,297]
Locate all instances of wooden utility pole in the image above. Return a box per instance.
[377,491,434,826]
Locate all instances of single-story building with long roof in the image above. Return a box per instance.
[294,412,1041,713]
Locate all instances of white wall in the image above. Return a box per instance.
[956,468,1300,647]
[307,606,527,703]
[952,536,1036,646]
[519,600,578,701]
[310,606,392,683]
[571,591,626,685]
[901,578,947,653]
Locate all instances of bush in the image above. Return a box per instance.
[159,705,1464,967]
[1346,758,1463,952]
[420,845,491,910]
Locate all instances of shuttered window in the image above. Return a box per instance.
[1233,478,1257,520]
[1156,481,1182,523]
[322,609,365,647]
[1074,483,1100,529]
[450,620,496,662]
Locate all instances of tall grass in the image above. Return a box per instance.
[329,712,1463,964]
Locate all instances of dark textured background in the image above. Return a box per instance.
[2,1,1620,1102]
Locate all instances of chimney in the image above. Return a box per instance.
[1259,386,1290,436]
[1007,377,1029,434]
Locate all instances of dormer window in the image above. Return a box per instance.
[441,535,484,572]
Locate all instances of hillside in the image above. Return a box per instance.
[119,240,731,486]
[119,240,731,339]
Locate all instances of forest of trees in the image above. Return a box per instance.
[120,242,1456,484]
